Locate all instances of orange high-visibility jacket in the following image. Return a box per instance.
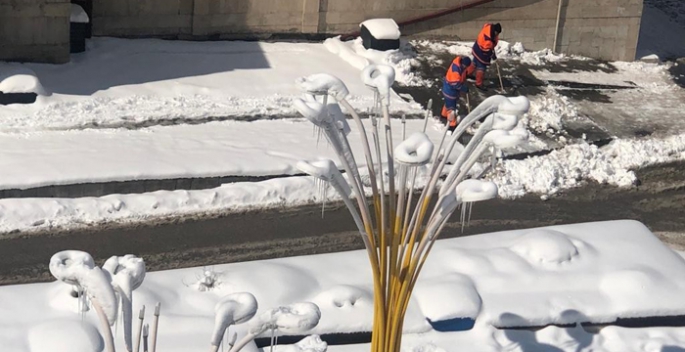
[472,23,499,64]
[444,56,468,88]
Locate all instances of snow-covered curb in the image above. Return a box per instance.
[1,133,684,234]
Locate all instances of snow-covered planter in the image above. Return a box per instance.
[293,65,529,352]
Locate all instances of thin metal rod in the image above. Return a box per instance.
[150,303,160,352]
[134,306,145,352]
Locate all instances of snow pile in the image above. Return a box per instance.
[0,68,49,95]
[360,18,400,40]
[491,133,685,198]
[324,37,430,86]
[3,221,685,352]
[523,87,578,133]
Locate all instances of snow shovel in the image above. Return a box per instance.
[466,92,471,114]
[495,61,506,94]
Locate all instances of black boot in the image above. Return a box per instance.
[476,84,488,92]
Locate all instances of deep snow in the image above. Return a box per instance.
[0,38,423,131]
[1,220,684,352]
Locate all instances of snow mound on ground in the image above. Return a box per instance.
[28,319,103,352]
[525,87,578,132]
[414,274,482,321]
[0,69,49,96]
[312,285,371,309]
[490,134,685,199]
[510,230,579,265]
[325,37,430,87]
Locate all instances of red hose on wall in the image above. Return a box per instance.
[340,0,496,40]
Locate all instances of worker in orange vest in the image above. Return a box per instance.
[469,22,502,91]
[441,55,471,130]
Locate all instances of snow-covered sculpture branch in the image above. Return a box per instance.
[293,65,530,352]
[103,255,146,352]
[230,302,321,352]
[210,292,258,352]
[50,250,119,352]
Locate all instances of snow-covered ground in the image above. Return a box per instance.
[0,119,442,190]
[0,38,423,131]
[1,220,685,352]
[0,37,684,234]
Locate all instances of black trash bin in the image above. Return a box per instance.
[360,19,401,51]
[70,3,89,53]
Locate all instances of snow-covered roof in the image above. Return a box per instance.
[360,18,401,40]
[70,3,89,23]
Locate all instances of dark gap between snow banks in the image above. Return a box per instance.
[253,315,685,347]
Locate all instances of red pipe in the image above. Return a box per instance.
[340,0,496,40]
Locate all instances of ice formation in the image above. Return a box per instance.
[394,132,434,166]
[276,334,328,352]
[456,180,498,203]
[360,64,395,103]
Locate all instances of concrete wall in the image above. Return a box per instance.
[399,0,644,62]
[0,0,71,63]
[0,0,643,63]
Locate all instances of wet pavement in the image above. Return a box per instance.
[1,161,683,286]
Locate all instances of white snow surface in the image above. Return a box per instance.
[2,220,685,352]
[0,38,423,131]
[0,119,442,191]
[70,3,89,23]
[360,18,401,40]
[0,130,684,233]
[0,68,49,95]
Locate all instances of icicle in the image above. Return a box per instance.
[467,202,473,227]
[461,203,467,233]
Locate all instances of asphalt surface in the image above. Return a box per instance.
[1,161,683,286]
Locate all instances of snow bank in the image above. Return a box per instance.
[325,37,430,86]
[0,38,423,131]
[0,129,683,233]
[524,87,578,133]
[491,134,685,199]
[0,119,442,191]
[0,68,49,96]
[2,220,685,352]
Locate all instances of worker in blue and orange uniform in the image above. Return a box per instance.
[441,55,471,131]
[469,22,502,91]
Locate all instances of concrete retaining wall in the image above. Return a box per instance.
[0,0,71,63]
[1,0,642,63]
